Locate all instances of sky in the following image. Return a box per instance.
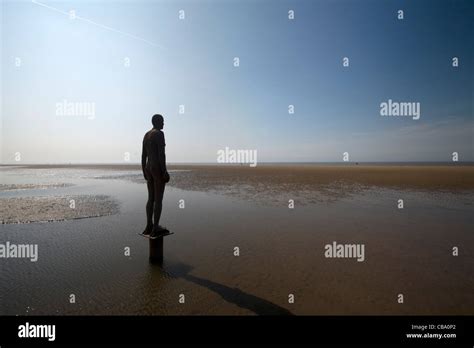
[0,0,472,164]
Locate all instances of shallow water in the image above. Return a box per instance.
[1,166,473,315]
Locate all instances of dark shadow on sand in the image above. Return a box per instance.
[159,261,293,315]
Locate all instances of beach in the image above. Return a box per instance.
[1,164,473,315]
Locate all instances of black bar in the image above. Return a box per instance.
[1,316,473,345]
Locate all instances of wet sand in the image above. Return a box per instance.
[91,164,474,205]
[1,164,473,315]
[7,163,474,187]
[10,163,474,188]
[169,164,474,203]
[0,183,74,191]
[0,195,120,224]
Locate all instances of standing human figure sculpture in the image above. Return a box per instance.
[141,114,170,238]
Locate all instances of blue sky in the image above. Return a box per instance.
[1,0,472,163]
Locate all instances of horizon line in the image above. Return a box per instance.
[1,161,473,166]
